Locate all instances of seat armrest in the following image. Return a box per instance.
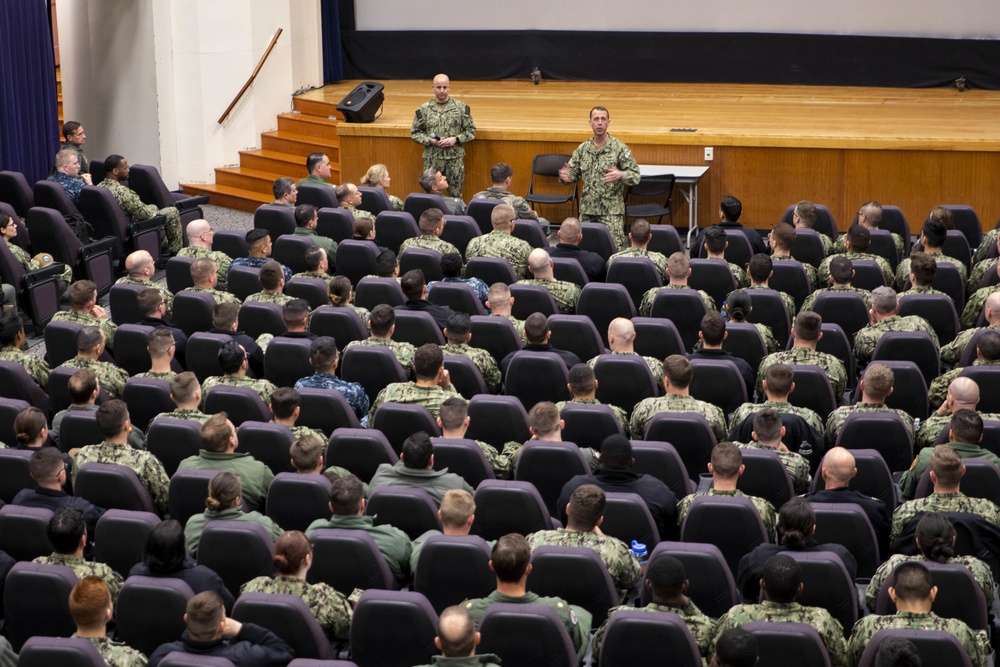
[172,194,210,210]
[22,262,67,286]
[131,214,167,234]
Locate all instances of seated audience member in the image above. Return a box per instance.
[360,163,404,211]
[818,223,893,287]
[269,386,330,443]
[240,530,352,642]
[485,282,525,339]
[499,312,581,375]
[270,177,296,207]
[745,252,796,315]
[397,268,454,330]
[60,120,90,173]
[51,279,118,350]
[0,309,50,390]
[834,201,904,259]
[0,211,72,284]
[336,182,377,221]
[701,224,750,287]
[688,311,755,399]
[409,489,478,573]
[61,326,129,399]
[244,259,294,306]
[137,288,187,367]
[414,605,501,667]
[789,200,833,254]
[289,434,366,493]
[854,286,939,366]
[343,303,417,376]
[13,446,103,537]
[436,396,509,478]
[756,310,847,398]
[69,576,147,667]
[769,221,819,288]
[128,519,234,612]
[895,218,968,290]
[638,251,716,316]
[51,369,145,450]
[419,167,467,215]
[254,298,315,352]
[556,363,629,436]
[183,472,283,558]
[441,311,501,393]
[186,257,241,305]
[515,248,582,315]
[803,447,890,544]
[293,245,334,287]
[327,274,370,324]
[229,228,293,284]
[47,147,91,203]
[728,362,824,441]
[209,302,264,376]
[97,154,183,254]
[400,207,461,256]
[548,217,604,282]
[201,340,277,406]
[293,203,336,255]
[738,409,811,494]
[177,219,232,289]
[294,336,370,425]
[710,628,759,667]
[368,343,460,423]
[588,316,663,387]
[147,590,294,667]
[471,161,543,223]
[915,377,985,452]
[692,194,767,256]
[501,400,597,470]
[630,355,727,440]
[800,255,872,312]
[149,371,211,425]
[899,409,1000,500]
[133,328,178,381]
[898,251,945,298]
[298,151,334,188]
[369,431,474,505]
[427,252,489,307]
[824,363,913,450]
[607,218,668,278]
[33,508,124,603]
[116,249,174,314]
[464,203,531,278]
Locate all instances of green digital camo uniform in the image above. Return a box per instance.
[464,591,592,661]
[962,286,1000,329]
[746,284,797,320]
[471,186,538,221]
[368,381,461,424]
[593,602,715,661]
[728,400,825,436]
[746,321,781,354]
[756,348,847,398]
[556,398,630,438]
[306,514,412,582]
[201,374,277,407]
[818,253,893,287]
[864,553,994,612]
[240,575,352,641]
[800,285,873,312]
[72,441,171,513]
[639,284,716,318]
[847,611,989,667]
[465,231,532,279]
[967,257,998,293]
[441,342,501,393]
[177,450,275,513]
[834,231,905,258]
[244,291,294,306]
[0,346,50,388]
[134,371,176,381]
[73,635,148,667]
[587,351,664,388]
[114,275,173,314]
[895,252,968,291]
[149,408,211,426]
[526,528,641,598]
[824,403,915,450]
[772,255,820,290]
[294,270,335,289]
[606,248,669,280]
[62,357,129,400]
[184,506,283,557]
[344,337,416,378]
[51,309,118,350]
[898,440,1000,500]
[890,492,1000,542]
[737,441,812,494]
[941,324,1000,365]
[177,246,232,290]
[899,285,949,301]
[929,360,1000,409]
[853,315,939,366]
[562,135,641,251]
[400,235,460,257]
[32,553,124,603]
[514,278,581,315]
[186,285,242,306]
[347,206,376,222]
[6,239,72,283]
[676,488,778,536]
[97,178,182,254]
[713,601,849,667]
[411,97,476,199]
[493,313,526,339]
[630,394,728,441]
[972,229,999,265]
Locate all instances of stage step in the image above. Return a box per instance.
[261,130,339,159]
[215,167,283,194]
[277,112,340,140]
[180,183,271,213]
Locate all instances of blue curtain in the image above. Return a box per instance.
[0,0,59,183]
[321,0,344,83]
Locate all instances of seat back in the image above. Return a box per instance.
[295,184,338,210]
[632,316,685,361]
[309,306,369,349]
[606,257,662,312]
[169,468,220,525]
[265,473,333,532]
[508,283,559,319]
[898,293,959,344]
[0,171,34,216]
[370,402,441,455]
[443,355,489,398]
[680,495,769,576]
[469,315,522,365]
[326,428,397,482]
[399,247,444,282]
[272,235,315,274]
[871,331,939,388]
[464,256,517,285]
[404,193,450,221]
[440,215,480,258]
[92,509,161,577]
[551,257,589,287]
[365,486,442,541]
[787,364,838,421]
[547,314,605,363]
[123,376,175,432]
[477,603,578,667]
[648,289,708,351]
[237,301,285,340]
[810,291,870,344]
[688,258,738,310]
[236,421,294,476]
[196,520,276,598]
[598,610,702,667]
[736,448,795,510]
[0,505,54,561]
[296,388,361,435]
[43,319,83,368]
[878,206,911,254]
[647,224,685,257]
[0,448,34,504]
[335,240,380,287]
[632,440,695,500]
[746,289,792,346]
[578,222,617,260]
[940,229,972,272]
[4,561,78,651]
[525,153,577,213]
[688,358,749,418]
[392,309,446,346]
[308,529,399,593]
[115,576,194,656]
[354,276,406,311]
[263,336,314,389]
[33,179,82,217]
[109,283,149,326]
[769,260,812,312]
[834,411,914,474]
[350,590,438,667]
[0,361,49,413]
[114,322,156,377]
[232,593,335,660]
[560,403,626,451]
[780,551,858,635]
[253,204,296,239]
[723,321,769,372]
[172,290,217,336]
[514,441,588,517]
[227,265,264,302]
[75,462,159,514]
[183,332,231,382]
[851,360,928,422]
[157,653,238,667]
[512,219,547,249]
[646,413,718,482]
[430,438,495,488]
[465,395,530,450]
[528,545,620,626]
[149,417,205,478]
[850,259,888,291]
[593,354,658,415]
[643,541,740,616]
[504,351,571,410]
[17,636,107,667]
[373,211,419,254]
[357,186,391,215]
[790,228,827,267]
[203,385,271,426]
[428,282,486,316]
[810,502,880,578]
[576,283,637,347]
[856,629,974,667]
[165,255,197,293]
[602,491,661,548]
[472,480,558,541]
[867,229,900,269]
[742,621,834,667]
[285,277,329,309]
[317,207,355,243]
[213,230,248,259]
[874,561,987,631]
[467,199,503,235]
[413,535,495,614]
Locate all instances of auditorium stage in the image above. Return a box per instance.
[296,80,1000,236]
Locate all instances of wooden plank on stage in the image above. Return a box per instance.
[300,80,1000,234]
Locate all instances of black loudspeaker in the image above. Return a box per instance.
[336,81,385,123]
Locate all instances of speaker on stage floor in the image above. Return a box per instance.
[336,81,385,123]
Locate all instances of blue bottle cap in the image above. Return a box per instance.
[630,540,647,556]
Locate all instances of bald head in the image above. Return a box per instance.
[947,377,980,409]
[435,605,477,657]
[527,248,553,278]
[986,292,1000,323]
[557,218,582,244]
[822,447,856,488]
[186,219,211,246]
[124,250,154,279]
[607,318,636,351]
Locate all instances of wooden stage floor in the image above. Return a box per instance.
[299,80,1000,233]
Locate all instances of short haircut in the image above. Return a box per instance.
[763,363,794,395]
[290,434,324,471]
[28,445,64,483]
[711,441,743,478]
[528,401,561,436]
[335,183,353,204]
[137,287,164,316]
[646,554,686,597]
[329,474,365,515]
[720,195,742,222]
[829,255,853,284]
[567,484,605,530]
[921,218,946,248]
[418,207,445,234]
[185,591,226,640]
[871,286,898,315]
[752,409,782,444]
[104,154,125,173]
[190,258,217,284]
[437,605,477,658]
[95,400,129,438]
[294,204,317,228]
[666,252,689,279]
[439,489,475,528]
[629,219,651,245]
[309,335,339,371]
[282,298,310,325]
[272,177,295,199]
[375,249,398,277]
[713,628,759,667]
[245,227,270,247]
[598,435,632,469]
[63,120,82,139]
[445,311,472,340]
[487,282,512,307]
[703,225,727,254]
[929,444,964,486]
[217,340,247,374]
[438,397,469,430]
[49,507,86,553]
[69,576,111,628]
[567,363,596,395]
[16,406,48,445]
[270,386,300,419]
[68,368,99,403]
[200,413,234,453]
[747,253,772,282]
[861,363,894,401]
[663,354,693,389]
[490,203,516,230]
[793,311,822,341]
[951,408,984,444]
[369,304,395,336]
[414,343,444,380]
[259,260,283,290]
[418,168,438,193]
[147,328,175,357]
[770,223,796,250]
[55,149,79,169]
[891,561,934,603]
[272,531,312,576]
[490,533,531,583]
[305,152,326,174]
[860,201,883,226]
[794,201,817,227]
[908,251,936,286]
[400,269,426,300]
[212,301,240,329]
[846,223,871,252]
[402,431,433,469]
[169,372,201,405]
[491,163,513,183]
[700,311,726,346]
[873,636,921,667]
[976,330,1000,361]
[589,106,609,119]
[523,313,549,344]
[761,554,801,603]
[76,325,104,353]
[440,252,463,278]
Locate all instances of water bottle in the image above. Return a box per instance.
[631,540,649,575]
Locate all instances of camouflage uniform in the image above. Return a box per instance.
[244,290,294,306]
[368,381,461,424]
[606,248,668,280]
[184,506,283,557]
[961,285,1000,329]
[556,398,630,437]
[728,399,825,436]
[588,351,664,389]
[746,285,796,320]
[414,656,500,667]
[864,553,994,612]
[73,634,148,667]
[471,186,539,221]
[306,514,412,582]
[241,574,352,641]
[149,408,211,426]
[115,275,173,314]
[202,374,277,406]
[834,230,905,259]
[514,278,581,315]
[295,373,371,425]
[972,229,999,265]
[97,178,183,254]
[0,346,50,389]
[853,315,939,365]
[738,441,811,494]
[344,337,416,378]
[593,601,715,661]
[5,238,72,283]
[726,261,751,288]
[929,360,1000,409]
[800,284,872,312]
[824,403,915,449]
[941,324,1000,365]
[756,347,847,398]
[746,321,781,354]
[714,601,848,667]
[230,256,294,284]
[773,254,820,290]
[185,285,241,306]
[464,591,592,661]
[676,488,778,535]
[411,96,476,198]
[177,245,232,290]
[493,313,526,339]
[33,552,124,603]
[848,611,988,667]
[388,194,405,211]
[562,134,641,251]
[895,252,968,291]
[639,284,716,317]
[428,277,490,306]
[890,492,1000,542]
[400,235,460,257]
[527,527,640,598]
[134,370,177,381]
[72,440,170,513]
[465,231,532,279]
[967,257,998,293]
[630,394,727,441]
[62,357,129,399]
[899,440,1000,500]
[441,342,501,393]
[819,253,892,287]
[899,285,948,301]
[51,309,118,350]
[293,270,335,288]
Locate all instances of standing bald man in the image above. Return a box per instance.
[411,74,476,200]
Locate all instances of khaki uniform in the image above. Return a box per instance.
[728,399,825,435]
[177,245,232,290]
[202,374,277,406]
[465,231,532,279]
[890,492,1000,542]
[853,315,939,365]
[0,346,50,389]
[714,601,849,667]
[848,611,988,667]
[368,381,461,424]
[738,440,812,494]
[115,275,173,314]
[563,134,641,251]
[677,488,777,535]
[411,97,476,198]
[864,553,994,612]
[33,553,124,603]
[62,356,129,399]
[464,591,592,661]
[593,601,715,661]
[824,402,915,449]
[97,178,182,254]
[72,440,170,514]
[344,337,416,378]
[556,398,630,438]
[514,277,581,315]
[400,235,460,257]
[441,342,501,393]
[639,284,716,317]
[756,347,847,398]
[800,284,872,312]
[630,393,727,441]
[607,247,668,279]
[241,575,352,641]
[51,309,118,350]
[527,527,640,598]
